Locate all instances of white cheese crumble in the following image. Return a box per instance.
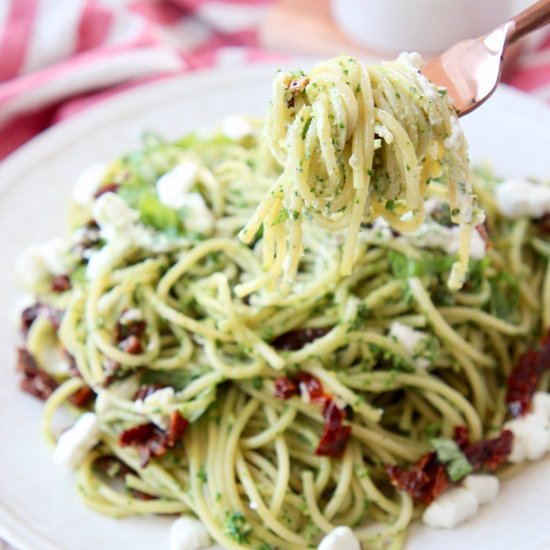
[135,387,176,429]
[92,192,139,231]
[422,487,479,529]
[495,179,550,219]
[503,391,550,463]
[423,472,500,529]
[15,246,51,290]
[408,222,486,260]
[53,413,100,468]
[169,516,211,550]
[15,238,72,291]
[505,413,550,463]
[317,526,361,550]
[183,192,216,234]
[95,377,140,416]
[221,115,253,140]
[156,162,200,209]
[532,391,550,419]
[461,474,500,505]
[86,240,130,280]
[390,322,432,369]
[72,163,106,206]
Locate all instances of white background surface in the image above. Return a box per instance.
[0,64,550,550]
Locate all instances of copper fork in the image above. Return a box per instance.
[422,0,550,117]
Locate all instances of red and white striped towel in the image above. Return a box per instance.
[0,0,548,160]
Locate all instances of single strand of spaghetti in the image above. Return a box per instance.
[302,471,336,534]
[110,258,164,285]
[241,406,297,449]
[362,279,405,309]
[42,377,87,446]
[437,306,529,336]
[408,277,494,367]
[263,195,283,268]
[451,351,490,420]
[455,278,492,306]
[178,371,224,401]
[86,335,106,384]
[323,444,354,519]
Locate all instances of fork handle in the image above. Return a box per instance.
[509,0,550,43]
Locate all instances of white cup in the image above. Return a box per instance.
[331,0,514,55]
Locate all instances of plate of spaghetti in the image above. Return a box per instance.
[0,55,550,550]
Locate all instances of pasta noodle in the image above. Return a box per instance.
[239,54,484,291]
[14,56,550,550]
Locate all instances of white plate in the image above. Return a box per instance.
[0,64,549,550]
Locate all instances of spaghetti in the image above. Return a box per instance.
[14,60,550,550]
[239,54,484,291]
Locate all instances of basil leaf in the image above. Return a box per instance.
[430,437,473,482]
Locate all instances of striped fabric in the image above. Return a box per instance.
[0,0,548,160]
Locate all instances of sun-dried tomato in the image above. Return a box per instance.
[506,329,550,417]
[17,348,58,400]
[94,183,119,198]
[119,423,156,446]
[387,429,513,504]
[454,425,470,449]
[475,223,492,250]
[68,386,95,408]
[115,314,146,343]
[314,399,351,458]
[20,303,62,335]
[119,335,143,354]
[165,411,188,447]
[536,213,550,234]
[51,275,72,293]
[464,430,514,471]
[386,452,451,505]
[272,327,331,351]
[296,372,325,402]
[274,376,299,399]
[118,411,188,467]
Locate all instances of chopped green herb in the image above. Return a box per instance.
[197,468,207,483]
[430,437,473,482]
